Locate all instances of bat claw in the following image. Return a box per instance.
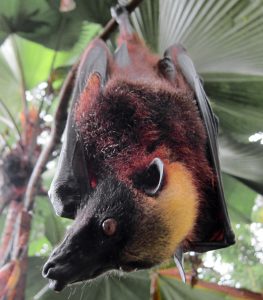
[174,247,186,283]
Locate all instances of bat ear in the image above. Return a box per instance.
[162,44,235,252]
[157,57,177,82]
[49,39,112,219]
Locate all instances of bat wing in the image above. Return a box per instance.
[49,39,111,219]
[162,44,235,252]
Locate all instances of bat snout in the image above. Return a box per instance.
[43,177,143,290]
[42,241,113,291]
[42,258,69,292]
[42,242,85,291]
[42,255,115,291]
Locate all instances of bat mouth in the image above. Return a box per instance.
[45,260,152,292]
[45,265,115,292]
[48,279,67,292]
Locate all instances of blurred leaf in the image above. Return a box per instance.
[219,136,263,195]
[44,213,65,246]
[29,197,69,256]
[28,237,52,257]
[222,174,256,223]
[0,209,7,238]
[68,0,116,26]
[251,195,263,223]
[158,274,235,300]
[0,0,115,50]
[29,197,54,257]
[0,41,21,115]
[0,0,57,44]
[26,257,48,300]
[0,0,81,50]
[204,74,263,143]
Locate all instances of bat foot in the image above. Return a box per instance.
[111,4,133,36]
[110,4,128,22]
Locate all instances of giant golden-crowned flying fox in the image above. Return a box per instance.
[42,5,235,292]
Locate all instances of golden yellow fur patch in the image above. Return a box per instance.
[122,161,199,264]
[156,161,199,257]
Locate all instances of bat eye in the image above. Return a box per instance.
[102,218,117,236]
[133,158,165,196]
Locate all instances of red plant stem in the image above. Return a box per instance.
[0,261,16,298]
[150,273,160,300]
[0,201,23,267]
[6,210,32,300]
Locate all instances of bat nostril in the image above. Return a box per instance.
[42,261,56,278]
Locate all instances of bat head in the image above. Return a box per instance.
[43,77,212,290]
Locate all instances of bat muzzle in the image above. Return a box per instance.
[42,249,114,291]
[42,260,68,291]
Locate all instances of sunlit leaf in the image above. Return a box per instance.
[158,0,263,75]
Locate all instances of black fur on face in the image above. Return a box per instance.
[42,176,140,291]
[43,174,170,291]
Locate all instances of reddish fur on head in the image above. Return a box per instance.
[75,73,101,124]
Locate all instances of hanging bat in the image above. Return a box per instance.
[42,6,235,291]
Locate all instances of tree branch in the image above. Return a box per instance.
[0,201,23,267]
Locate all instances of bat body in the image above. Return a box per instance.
[42,7,234,291]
